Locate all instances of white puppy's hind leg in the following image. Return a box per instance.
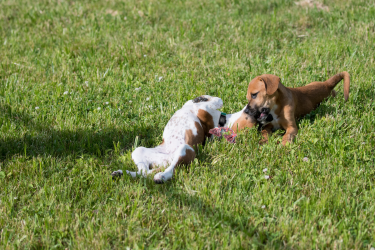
[111,169,124,179]
[131,147,153,177]
[154,144,195,184]
[111,147,152,179]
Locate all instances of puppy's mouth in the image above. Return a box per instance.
[244,105,273,124]
[259,112,267,119]
[258,111,273,124]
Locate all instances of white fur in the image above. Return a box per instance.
[224,106,247,128]
[112,95,223,183]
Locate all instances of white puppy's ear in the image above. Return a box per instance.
[194,95,223,110]
[260,74,280,95]
[207,97,223,110]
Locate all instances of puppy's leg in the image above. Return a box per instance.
[280,119,298,146]
[111,169,124,179]
[131,147,154,177]
[154,144,195,184]
[111,147,153,179]
[280,107,298,146]
[259,124,273,145]
[281,126,298,145]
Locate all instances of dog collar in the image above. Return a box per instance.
[219,112,227,127]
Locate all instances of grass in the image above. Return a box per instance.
[1,0,375,248]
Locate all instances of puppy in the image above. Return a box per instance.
[112,95,226,184]
[240,72,350,145]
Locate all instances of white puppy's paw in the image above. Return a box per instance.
[111,170,123,179]
[154,172,167,184]
[154,172,173,184]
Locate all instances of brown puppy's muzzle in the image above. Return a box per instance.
[244,105,273,124]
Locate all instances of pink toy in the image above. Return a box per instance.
[209,127,237,143]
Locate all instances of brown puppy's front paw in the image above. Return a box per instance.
[259,139,268,145]
[281,140,293,146]
[281,132,296,146]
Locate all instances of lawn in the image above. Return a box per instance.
[1,0,375,248]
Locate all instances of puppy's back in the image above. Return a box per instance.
[289,72,350,117]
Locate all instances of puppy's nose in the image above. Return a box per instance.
[261,108,270,114]
[244,105,251,114]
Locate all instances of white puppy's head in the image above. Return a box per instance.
[190,95,223,110]
[184,95,224,127]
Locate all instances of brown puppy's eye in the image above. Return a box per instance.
[251,92,258,99]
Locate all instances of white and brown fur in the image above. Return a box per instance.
[111,95,226,183]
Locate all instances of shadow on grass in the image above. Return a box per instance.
[297,101,337,126]
[0,104,154,161]
[153,186,283,247]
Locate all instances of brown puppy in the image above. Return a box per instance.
[235,72,350,145]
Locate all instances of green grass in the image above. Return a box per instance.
[1,0,375,248]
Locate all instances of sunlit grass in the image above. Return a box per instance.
[1,0,375,248]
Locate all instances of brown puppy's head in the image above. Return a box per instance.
[244,74,280,124]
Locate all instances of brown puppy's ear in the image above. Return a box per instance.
[260,74,280,95]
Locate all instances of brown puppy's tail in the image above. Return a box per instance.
[325,71,350,102]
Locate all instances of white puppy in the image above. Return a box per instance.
[112,95,223,183]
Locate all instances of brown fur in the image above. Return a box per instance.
[197,109,215,136]
[185,122,205,148]
[176,148,196,166]
[245,72,350,145]
[231,112,257,133]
